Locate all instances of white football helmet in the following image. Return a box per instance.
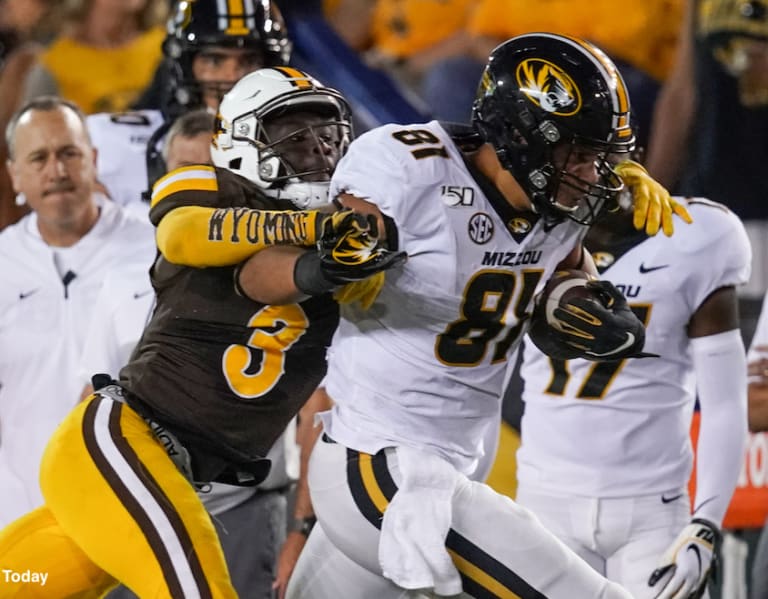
[211,67,352,209]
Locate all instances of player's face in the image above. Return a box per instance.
[165,131,212,172]
[8,107,98,233]
[192,47,265,110]
[263,111,346,182]
[551,143,601,210]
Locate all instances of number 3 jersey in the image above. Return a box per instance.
[518,199,751,497]
[322,121,587,475]
[119,167,339,467]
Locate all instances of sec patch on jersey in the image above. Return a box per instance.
[527,270,651,361]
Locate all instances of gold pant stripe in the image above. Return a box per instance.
[346,447,547,599]
[83,397,213,599]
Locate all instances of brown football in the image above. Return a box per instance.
[527,269,601,359]
[539,269,601,321]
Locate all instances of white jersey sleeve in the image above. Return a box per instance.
[87,110,165,213]
[518,199,751,498]
[674,199,752,315]
[330,122,456,247]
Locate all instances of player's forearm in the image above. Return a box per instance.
[748,383,768,432]
[691,329,748,525]
[236,245,309,305]
[293,389,332,520]
[156,205,320,267]
[556,244,597,277]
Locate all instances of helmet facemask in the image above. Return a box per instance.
[546,136,627,226]
[250,110,352,208]
[212,69,353,209]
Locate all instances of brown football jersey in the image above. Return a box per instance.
[119,167,338,472]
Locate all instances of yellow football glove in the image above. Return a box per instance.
[613,160,692,237]
[334,272,385,310]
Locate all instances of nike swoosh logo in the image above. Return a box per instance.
[639,263,670,274]
[19,289,39,300]
[688,544,703,576]
[661,493,683,504]
[133,290,153,300]
[586,332,635,358]
[694,495,717,514]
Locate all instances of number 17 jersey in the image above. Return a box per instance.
[518,199,751,497]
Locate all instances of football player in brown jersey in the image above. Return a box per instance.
[0,69,404,598]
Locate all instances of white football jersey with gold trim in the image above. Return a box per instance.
[87,109,165,215]
[518,199,751,496]
[322,121,587,475]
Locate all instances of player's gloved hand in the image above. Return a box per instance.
[648,519,721,599]
[295,211,406,296]
[334,272,386,310]
[534,279,651,361]
[313,209,368,245]
[614,160,692,237]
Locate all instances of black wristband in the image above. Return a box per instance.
[293,252,338,296]
[290,516,317,537]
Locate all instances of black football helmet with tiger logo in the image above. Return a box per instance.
[472,33,636,226]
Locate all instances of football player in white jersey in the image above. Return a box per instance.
[517,187,751,598]
[0,97,155,527]
[213,33,693,598]
[86,0,291,216]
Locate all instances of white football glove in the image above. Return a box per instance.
[648,519,720,599]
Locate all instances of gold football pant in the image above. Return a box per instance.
[0,394,237,598]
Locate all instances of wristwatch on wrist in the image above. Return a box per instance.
[291,516,317,537]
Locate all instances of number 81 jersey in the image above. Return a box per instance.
[322,121,587,475]
[518,198,751,497]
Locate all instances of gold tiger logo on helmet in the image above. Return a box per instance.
[516,59,582,116]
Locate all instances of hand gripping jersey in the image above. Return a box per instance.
[321,121,587,475]
[519,199,751,496]
[119,167,339,475]
[87,110,165,213]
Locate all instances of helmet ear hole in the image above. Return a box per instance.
[228,158,242,170]
[162,37,182,60]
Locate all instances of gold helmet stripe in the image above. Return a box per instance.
[564,35,632,140]
[273,66,314,89]
[223,0,249,35]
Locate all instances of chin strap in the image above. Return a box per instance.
[268,181,332,210]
